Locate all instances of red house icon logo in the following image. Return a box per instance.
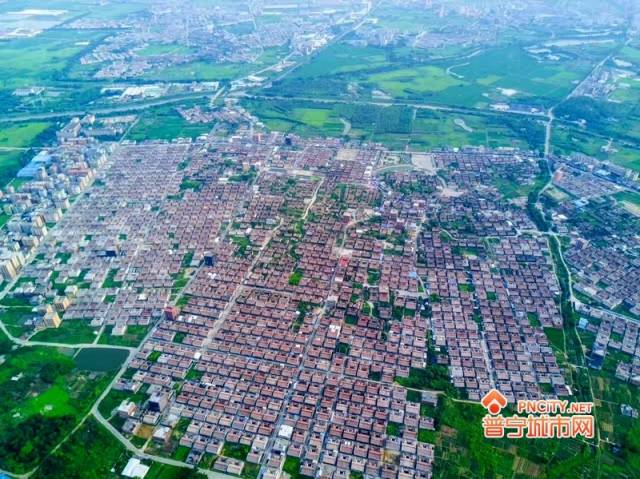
[481,389,508,415]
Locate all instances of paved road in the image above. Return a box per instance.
[544,107,555,158]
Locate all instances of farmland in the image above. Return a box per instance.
[126,103,213,141]
[0,29,108,90]
[0,122,54,187]
[243,97,546,151]
[142,62,251,83]
[264,40,604,110]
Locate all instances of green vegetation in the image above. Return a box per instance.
[266,41,596,110]
[527,312,541,328]
[146,462,204,479]
[526,161,552,232]
[386,422,403,437]
[0,305,38,337]
[98,386,147,419]
[185,366,204,381]
[0,30,107,90]
[430,394,639,479]
[143,62,250,82]
[231,235,252,257]
[243,97,546,151]
[99,325,149,347]
[0,341,116,473]
[180,178,203,191]
[406,389,422,402]
[0,122,53,187]
[172,445,191,461]
[288,269,303,286]
[34,417,130,478]
[418,428,437,444]
[30,320,99,344]
[102,269,123,289]
[127,104,211,141]
[283,455,312,479]
[614,191,640,209]
[395,366,457,397]
[221,442,250,461]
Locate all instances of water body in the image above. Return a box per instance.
[75,347,129,372]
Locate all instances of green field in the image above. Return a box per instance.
[0,122,53,187]
[242,97,546,151]
[552,124,640,172]
[0,338,117,473]
[98,324,150,347]
[411,109,545,151]
[0,150,26,188]
[0,122,52,147]
[30,320,99,344]
[242,98,350,138]
[613,191,640,207]
[608,145,640,172]
[266,41,602,109]
[143,62,250,82]
[290,44,391,79]
[146,462,205,479]
[0,305,39,337]
[0,30,107,90]
[34,417,130,479]
[369,65,465,97]
[127,103,213,141]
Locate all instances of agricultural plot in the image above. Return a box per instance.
[0,151,26,189]
[242,98,349,137]
[127,103,213,141]
[243,97,415,143]
[143,61,252,82]
[612,192,640,216]
[243,97,545,152]
[552,125,608,158]
[410,109,545,151]
[267,40,602,110]
[0,122,54,187]
[373,4,445,34]
[552,125,640,172]
[0,29,107,89]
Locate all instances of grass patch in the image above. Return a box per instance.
[221,442,250,461]
[30,321,99,344]
[288,270,303,286]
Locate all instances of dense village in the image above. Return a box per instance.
[0,104,637,479]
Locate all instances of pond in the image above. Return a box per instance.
[74,347,129,372]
